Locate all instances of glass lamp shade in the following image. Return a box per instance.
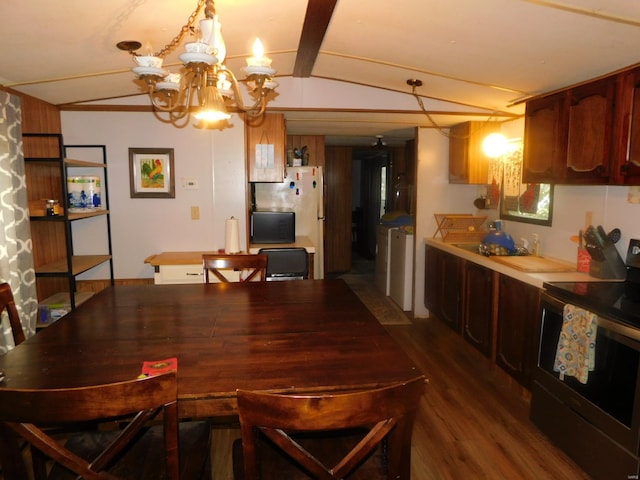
[194,85,231,121]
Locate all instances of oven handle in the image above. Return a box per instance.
[542,292,640,345]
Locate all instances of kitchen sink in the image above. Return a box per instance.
[451,243,482,254]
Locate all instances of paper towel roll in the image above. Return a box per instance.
[225,217,240,254]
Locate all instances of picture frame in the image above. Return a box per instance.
[129,148,175,198]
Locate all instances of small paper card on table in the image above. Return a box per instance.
[140,357,178,377]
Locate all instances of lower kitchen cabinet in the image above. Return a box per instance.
[424,245,462,332]
[462,261,494,357]
[424,243,543,388]
[496,274,541,388]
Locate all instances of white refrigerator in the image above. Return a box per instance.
[254,166,325,279]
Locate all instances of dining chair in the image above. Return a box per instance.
[0,282,25,346]
[202,253,268,283]
[233,376,425,480]
[0,371,211,480]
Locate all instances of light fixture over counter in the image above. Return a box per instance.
[117,0,278,128]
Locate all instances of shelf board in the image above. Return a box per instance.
[36,291,94,329]
[65,158,107,168]
[30,210,110,221]
[35,255,112,276]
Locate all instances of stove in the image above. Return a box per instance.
[532,238,640,480]
[543,238,640,329]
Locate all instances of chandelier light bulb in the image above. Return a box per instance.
[247,39,271,67]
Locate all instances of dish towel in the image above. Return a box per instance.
[553,304,597,384]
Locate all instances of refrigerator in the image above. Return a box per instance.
[389,229,414,311]
[254,166,325,279]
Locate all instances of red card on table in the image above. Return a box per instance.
[141,357,178,377]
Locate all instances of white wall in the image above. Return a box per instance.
[61,111,247,279]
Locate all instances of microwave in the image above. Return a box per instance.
[251,210,295,244]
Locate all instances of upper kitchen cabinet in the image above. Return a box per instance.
[519,65,640,185]
[522,91,567,183]
[564,77,616,184]
[449,121,501,184]
[246,113,286,182]
[615,67,640,184]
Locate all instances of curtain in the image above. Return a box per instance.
[0,91,37,351]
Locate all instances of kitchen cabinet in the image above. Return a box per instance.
[424,245,462,332]
[565,77,616,184]
[449,121,501,184]
[23,134,113,324]
[523,92,566,183]
[246,113,286,182]
[462,261,493,357]
[496,274,540,388]
[616,67,640,184]
[523,73,618,185]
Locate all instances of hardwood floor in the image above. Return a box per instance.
[384,316,590,479]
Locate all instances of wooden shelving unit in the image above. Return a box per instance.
[23,133,114,315]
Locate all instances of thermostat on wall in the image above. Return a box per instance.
[182,177,199,190]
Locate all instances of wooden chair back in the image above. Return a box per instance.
[235,376,425,479]
[0,371,208,480]
[203,254,268,283]
[0,283,25,346]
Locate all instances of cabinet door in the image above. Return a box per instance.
[618,68,640,183]
[449,121,500,184]
[424,246,461,332]
[424,245,441,315]
[496,275,540,388]
[440,251,462,332]
[246,113,286,182]
[522,92,567,183]
[462,261,493,356]
[565,77,615,184]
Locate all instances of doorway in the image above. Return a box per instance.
[352,148,389,261]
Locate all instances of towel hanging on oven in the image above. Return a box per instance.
[553,304,597,384]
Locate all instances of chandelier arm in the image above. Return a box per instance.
[218,66,270,114]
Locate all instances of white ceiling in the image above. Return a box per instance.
[2,0,640,146]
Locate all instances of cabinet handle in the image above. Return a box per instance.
[186,272,203,276]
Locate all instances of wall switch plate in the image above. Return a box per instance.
[190,206,200,220]
[182,177,199,190]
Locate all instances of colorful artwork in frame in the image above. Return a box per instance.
[129,148,175,198]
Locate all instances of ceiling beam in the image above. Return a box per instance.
[293,0,338,77]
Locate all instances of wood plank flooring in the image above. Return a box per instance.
[384,316,590,479]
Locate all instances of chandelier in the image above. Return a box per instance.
[117,0,278,127]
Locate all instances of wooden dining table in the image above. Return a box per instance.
[0,279,424,477]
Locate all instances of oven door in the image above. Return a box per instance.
[535,292,640,455]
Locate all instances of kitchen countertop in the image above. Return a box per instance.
[144,237,316,267]
[424,237,606,289]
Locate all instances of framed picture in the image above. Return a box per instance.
[129,148,175,198]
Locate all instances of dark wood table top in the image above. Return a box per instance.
[0,279,422,418]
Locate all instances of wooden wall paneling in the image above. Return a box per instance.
[29,222,66,269]
[286,135,326,168]
[324,146,353,273]
[0,87,62,134]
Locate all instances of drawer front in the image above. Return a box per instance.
[155,265,204,284]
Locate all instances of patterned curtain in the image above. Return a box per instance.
[0,91,37,351]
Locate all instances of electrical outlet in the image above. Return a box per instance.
[190,206,200,220]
